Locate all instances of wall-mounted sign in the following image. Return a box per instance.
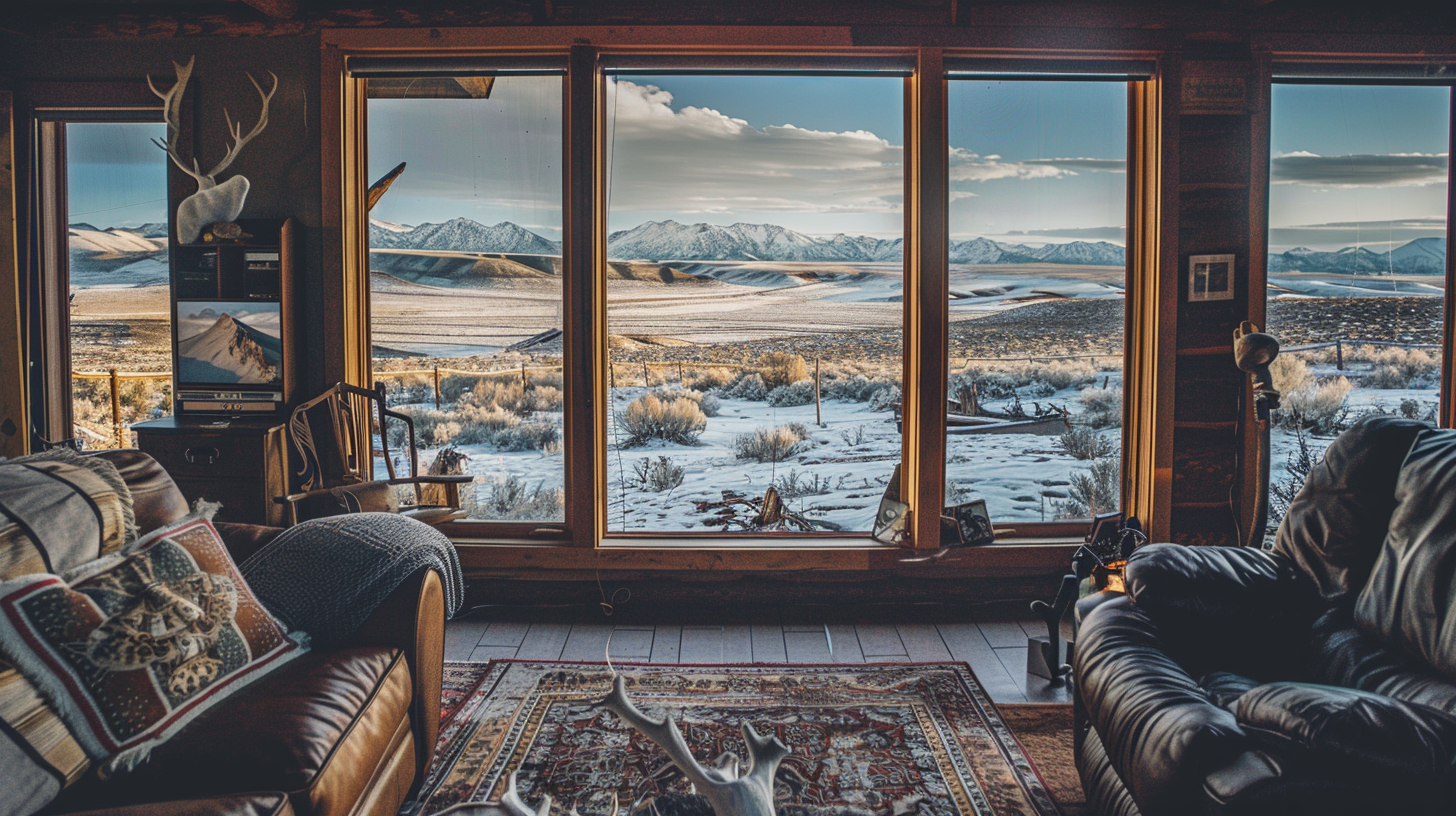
[1188,254,1236,302]
[1183,76,1247,114]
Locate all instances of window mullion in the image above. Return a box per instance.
[906,47,948,549]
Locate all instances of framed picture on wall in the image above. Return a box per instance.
[1188,254,1235,302]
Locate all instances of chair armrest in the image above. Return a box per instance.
[1124,543,1321,677]
[345,566,445,792]
[1075,594,1250,816]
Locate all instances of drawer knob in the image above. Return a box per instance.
[184,446,221,465]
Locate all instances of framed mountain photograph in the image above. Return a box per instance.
[174,301,283,385]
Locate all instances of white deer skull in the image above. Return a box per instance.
[599,674,789,816]
[148,56,278,243]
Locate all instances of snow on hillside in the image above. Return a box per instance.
[369,217,562,255]
[1268,238,1447,275]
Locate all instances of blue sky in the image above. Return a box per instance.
[69,78,1450,253]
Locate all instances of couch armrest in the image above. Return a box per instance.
[1124,543,1320,678]
[54,792,293,816]
[344,566,445,792]
[1075,594,1250,816]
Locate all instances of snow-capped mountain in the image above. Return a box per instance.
[68,225,167,256]
[369,217,562,255]
[1268,238,1447,275]
[606,220,875,262]
[177,313,282,385]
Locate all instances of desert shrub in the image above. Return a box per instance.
[869,385,902,413]
[1280,376,1353,435]
[1036,359,1099,390]
[646,386,720,417]
[1079,386,1122,429]
[482,474,563,520]
[825,374,892,402]
[687,367,736,391]
[734,424,811,463]
[618,393,707,446]
[1360,347,1439,389]
[773,469,834,499]
[491,421,560,451]
[439,374,479,404]
[724,372,769,401]
[767,380,816,407]
[632,455,685,492]
[1058,426,1115,460]
[1268,425,1322,543]
[1055,457,1119,519]
[1269,354,1314,395]
[760,352,810,389]
[1021,381,1056,398]
[699,393,721,417]
[840,425,867,447]
[1400,398,1437,423]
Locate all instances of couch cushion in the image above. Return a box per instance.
[1,450,136,580]
[1274,415,1427,605]
[1355,428,1456,681]
[1310,608,1456,716]
[90,450,189,536]
[59,648,411,816]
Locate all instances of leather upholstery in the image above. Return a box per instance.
[49,451,444,816]
[58,794,294,816]
[1075,417,1456,816]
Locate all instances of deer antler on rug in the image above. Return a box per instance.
[599,674,790,816]
[148,55,279,243]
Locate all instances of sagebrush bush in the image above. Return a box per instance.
[1360,347,1438,389]
[1079,386,1122,429]
[724,372,769,401]
[1058,426,1115,460]
[687,367,736,391]
[869,385,901,412]
[734,424,811,463]
[1055,456,1119,519]
[825,374,895,402]
[482,474,563,520]
[646,385,721,417]
[632,456,685,492]
[1280,375,1353,434]
[1269,355,1314,395]
[773,469,835,499]
[768,380,816,407]
[618,393,708,446]
[760,352,809,389]
[491,421,560,451]
[1022,381,1056,398]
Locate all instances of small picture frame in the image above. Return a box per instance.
[946,499,995,547]
[1188,254,1235,302]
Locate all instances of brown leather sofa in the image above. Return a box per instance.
[40,450,446,816]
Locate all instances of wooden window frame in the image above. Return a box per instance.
[321,28,1167,564]
[11,83,183,452]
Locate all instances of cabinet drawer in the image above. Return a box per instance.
[138,433,265,480]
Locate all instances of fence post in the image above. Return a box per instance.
[109,369,122,448]
[1335,339,1344,371]
[642,361,650,388]
[433,366,441,408]
[521,363,528,388]
[814,357,822,427]
[609,362,616,391]
[678,361,685,385]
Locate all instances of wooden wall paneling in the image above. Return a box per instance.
[906,47,948,549]
[565,45,606,548]
[0,92,23,458]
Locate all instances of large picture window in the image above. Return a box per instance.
[602,72,906,534]
[1265,81,1451,536]
[944,78,1129,524]
[365,72,566,523]
[64,122,172,449]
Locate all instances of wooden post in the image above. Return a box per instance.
[433,366,441,408]
[521,363,528,387]
[109,369,122,448]
[1335,339,1344,371]
[678,361,685,385]
[814,357,822,426]
[642,360,650,388]
[609,362,616,390]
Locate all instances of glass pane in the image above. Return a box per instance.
[604,74,905,534]
[945,80,1128,524]
[65,122,172,449]
[367,75,565,522]
[1266,84,1450,538]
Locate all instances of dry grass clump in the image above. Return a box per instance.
[1280,375,1353,434]
[760,352,809,389]
[734,423,812,463]
[1055,457,1119,519]
[1079,386,1122,429]
[632,455,685,492]
[724,372,769,401]
[823,374,897,402]
[686,366,736,391]
[768,380,816,407]
[618,393,708,446]
[1058,426,1116,460]
[1358,346,1439,389]
[480,474,563,521]
[648,386,720,417]
[388,405,537,449]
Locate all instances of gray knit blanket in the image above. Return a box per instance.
[240,513,463,646]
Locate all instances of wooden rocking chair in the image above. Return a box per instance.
[275,382,472,526]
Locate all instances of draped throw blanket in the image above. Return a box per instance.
[240,513,463,645]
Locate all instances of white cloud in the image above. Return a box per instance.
[1271,151,1449,187]
[607,80,1079,216]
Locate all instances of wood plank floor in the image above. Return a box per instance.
[446,608,1071,704]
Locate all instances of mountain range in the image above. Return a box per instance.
[1267,237,1447,275]
[177,313,282,385]
[369,217,1128,266]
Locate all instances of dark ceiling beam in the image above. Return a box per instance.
[239,0,298,18]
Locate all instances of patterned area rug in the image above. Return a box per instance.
[404,661,1066,816]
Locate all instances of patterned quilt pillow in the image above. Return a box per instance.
[0,448,137,580]
[0,516,306,775]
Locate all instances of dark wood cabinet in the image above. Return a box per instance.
[133,417,288,527]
